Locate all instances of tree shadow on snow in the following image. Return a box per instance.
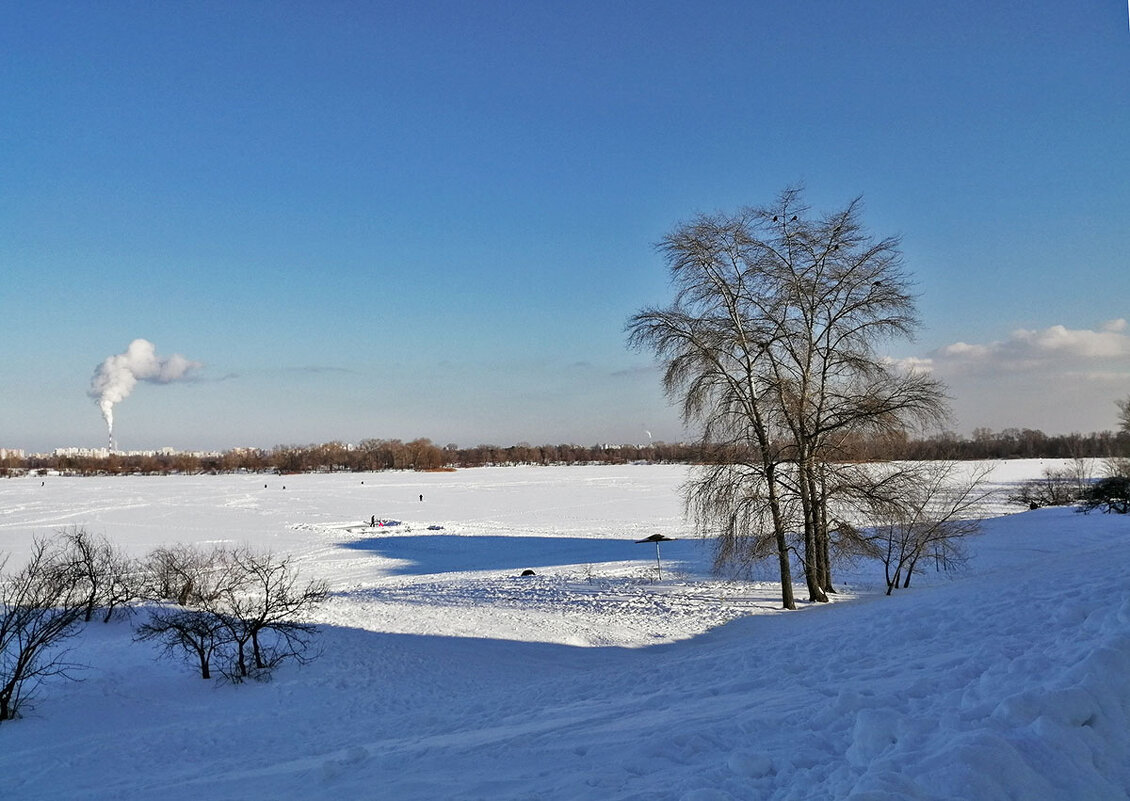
[338,534,705,576]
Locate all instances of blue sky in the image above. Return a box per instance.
[2,1,1129,452]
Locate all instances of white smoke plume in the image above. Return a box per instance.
[88,339,202,448]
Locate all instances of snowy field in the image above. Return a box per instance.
[1,461,1128,800]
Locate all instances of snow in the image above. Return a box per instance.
[1,461,1128,800]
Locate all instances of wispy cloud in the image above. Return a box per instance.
[889,320,1130,433]
[611,365,660,379]
[884,356,935,375]
[283,366,358,375]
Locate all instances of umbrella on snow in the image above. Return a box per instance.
[635,533,676,579]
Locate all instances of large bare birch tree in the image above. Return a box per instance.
[628,187,948,608]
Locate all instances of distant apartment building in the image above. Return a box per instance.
[46,446,223,460]
[53,447,113,459]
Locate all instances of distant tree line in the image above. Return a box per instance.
[3,426,1129,479]
[3,438,703,476]
[839,427,1130,462]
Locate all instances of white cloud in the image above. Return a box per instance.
[913,321,1130,434]
[884,356,935,374]
[930,322,1130,374]
[935,342,990,361]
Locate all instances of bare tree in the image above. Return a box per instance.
[98,545,137,623]
[139,543,223,607]
[59,526,137,623]
[860,462,991,594]
[135,544,326,681]
[1007,459,1092,509]
[135,608,228,680]
[214,548,327,678]
[0,538,87,722]
[135,543,238,679]
[628,187,948,608]
[1103,396,1130,490]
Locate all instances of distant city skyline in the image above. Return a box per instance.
[2,2,1128,452]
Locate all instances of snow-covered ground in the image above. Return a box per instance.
[1,461,1127,800]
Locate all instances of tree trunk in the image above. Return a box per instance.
[904,549,922,588]
[765,464,796,610]
[819,532,835,594]
[177,579,194,607]
[816,466,835,594]
[806,468,833,594]
[798,459,828,603]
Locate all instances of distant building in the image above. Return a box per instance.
[53,447,112,459]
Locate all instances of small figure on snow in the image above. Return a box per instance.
[370,515,376,527]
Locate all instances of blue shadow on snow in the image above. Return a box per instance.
[339,534,703,577]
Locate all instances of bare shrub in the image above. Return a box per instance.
[213,547,327,681]
[860,462,991,595]
[0,538,88,722]
[1078,476,1130,515]
[135,544,326,681]
[139,543,224,606]
[1008,459,1092,508]
[136,608,228,680]
[59,526,138,623]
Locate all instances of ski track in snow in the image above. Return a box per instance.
[0,461,1128,800]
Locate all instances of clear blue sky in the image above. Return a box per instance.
[2,1,1128,452]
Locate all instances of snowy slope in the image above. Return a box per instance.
[1,463,1127,800]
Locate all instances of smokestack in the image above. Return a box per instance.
[89,339,201,448]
